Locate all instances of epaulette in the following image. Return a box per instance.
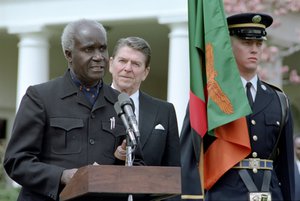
[262,81,284,93]
[261,81,288,112]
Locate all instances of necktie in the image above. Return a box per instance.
[246,82,254,108]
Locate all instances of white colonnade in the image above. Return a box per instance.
[159,16,189,132]
[8,27,50,109]
[8,19,190,132]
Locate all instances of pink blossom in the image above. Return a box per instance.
[269,46,279,54]
[289,69,300,84]
[281,65,290,74]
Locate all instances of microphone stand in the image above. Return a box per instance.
[125,129,136,201]
[125,130,135,167]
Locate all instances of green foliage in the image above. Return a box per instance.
[0,140,20,201]
[0,184,20,201]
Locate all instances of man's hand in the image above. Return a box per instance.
[114,140,126,161]
[61,168,78,185]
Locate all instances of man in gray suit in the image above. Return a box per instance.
[4,19,138,201]
[109,36,180,167]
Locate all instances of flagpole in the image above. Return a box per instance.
[199,139,205,200]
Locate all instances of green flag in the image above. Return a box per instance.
[188,0,252,189]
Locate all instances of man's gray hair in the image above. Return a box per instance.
[61,19,107,57]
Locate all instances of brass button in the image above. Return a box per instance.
[253,135,258,141]
[253,168,258,173]
[252,152,257,158]
[251,120,256,125]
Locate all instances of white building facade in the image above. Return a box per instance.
[0,0,190,136]
[0,0,299,139]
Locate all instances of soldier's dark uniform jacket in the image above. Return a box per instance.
[180,80,295,201]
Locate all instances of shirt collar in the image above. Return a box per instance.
[110,83,139,102]
[69,68,102,90]
[110,83,140,121]
[241,75,258,91]
[130,90,139,108]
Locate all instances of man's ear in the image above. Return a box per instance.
[65,50,72,63]
[142,66,150,81]
[109,57,114,74]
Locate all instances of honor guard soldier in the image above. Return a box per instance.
[204,12,295,201]
[180,12,295,201]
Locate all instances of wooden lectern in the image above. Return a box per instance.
[60,165,181,201]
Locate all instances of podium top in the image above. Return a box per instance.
[60,165,181,201]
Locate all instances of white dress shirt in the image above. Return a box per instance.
[129,90,139,123]
[241,75,258,102]
[296,159,300,174]
[110,84,139,123]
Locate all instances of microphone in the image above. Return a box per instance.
[118,93,140,140]
[114,101,137,146]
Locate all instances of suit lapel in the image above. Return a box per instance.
[76,92,92,109]
[138,92,158,149]
[92,86,106,110]
[60,71,117,111]
[59,70,91,109]
[92,84,119,111]
[251,79,275,116]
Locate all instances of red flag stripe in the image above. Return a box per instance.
[190,91,207,137]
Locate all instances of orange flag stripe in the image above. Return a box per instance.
[203,117,251,189]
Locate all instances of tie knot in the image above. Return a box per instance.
[246,82,252,89]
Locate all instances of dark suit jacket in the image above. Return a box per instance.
[181,79,295,201]
[138,91,180,167]
[3,70,129,201]
[180,105,203,201]
[295,161,300,201]
[124,91,181,201]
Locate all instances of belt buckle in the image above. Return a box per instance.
[249,158,260,173]
[249,192,271,201]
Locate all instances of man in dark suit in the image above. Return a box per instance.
[109,37,180,167]
[181,13,295,201]
[3,19,138,201]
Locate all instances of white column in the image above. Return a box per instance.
[159,17,189,132]
[9,27,50,109]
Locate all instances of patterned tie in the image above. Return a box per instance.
[246,82,253,108]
